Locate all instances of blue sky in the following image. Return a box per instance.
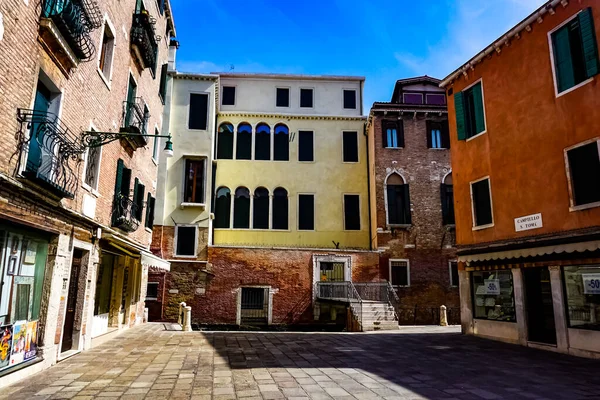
[170,0,546,109]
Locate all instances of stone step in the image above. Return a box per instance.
[362,321,400,331]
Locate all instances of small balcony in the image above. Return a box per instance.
[130,12,159,74]
[39,0,102,71]
[120,97,149,149]
[16,109,84,199]
[112,195,141,232]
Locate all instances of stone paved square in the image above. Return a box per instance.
[1,323,599,399]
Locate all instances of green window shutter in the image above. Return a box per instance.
[132,177,139,212]
[145,192,152,227]
[454,91,466,140]
[149,196,156,228]
[114,159,124,199]
[578,8,600,78]
[472,83,486,134]
[553,26,575,92]
[159,64,168,103]
[135,182,145,221]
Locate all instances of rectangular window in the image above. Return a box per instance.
[471,270,516,322]
[563,265,600,331]
[146,282,159,300]
[343,194,360,230]
[390,260,409,287]
[471,178,493,227]
[298,130,314,162]
[175,226,196,256]
[426,93,446,105]
[551,8,599,94]
[188,93,208,130]
[386,183,411,225]
[343,89,356,109]
[342,131,358,162]
[276,88,290,107]
[183,159,205,204]
[455,81,486,140]
[300,88,313,108]
[98,22,115,80]
[298,194,314,230]
[449,261,459,287]
[427,120,450,149]
[382,120,404,148]
[222,86,235,106]
[403,93,423,104]
[566,141,600,207]
[441,183,455,225]
[84,141,101,190]
[152,127,160,161]
[158,63,168,104]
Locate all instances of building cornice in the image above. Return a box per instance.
[170,72,219,81]
[214,72,365,82]
[366,107,448,129]
[217,112,367,122]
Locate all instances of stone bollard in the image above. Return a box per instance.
[183,306,192,332]
[440,305,448,326]
[178,302,186,325]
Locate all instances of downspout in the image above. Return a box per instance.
[210,79,219,247]
[363,122,372,251]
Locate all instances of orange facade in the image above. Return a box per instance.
[444,0,600,248]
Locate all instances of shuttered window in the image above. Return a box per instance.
[552,8,599,94]
[343,194,360,230]
[390,260,409,287]
[454,82,485,140]
[132,178,145,221]
[386,183,411,225]
[113,159,132,226]
[471,178,493,227]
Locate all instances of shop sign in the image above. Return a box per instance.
[514,213,543,232]
[483,279,500,295]
[582,273,600,294]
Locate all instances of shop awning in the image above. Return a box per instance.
[458,240,600,264]
[141,251,170,271]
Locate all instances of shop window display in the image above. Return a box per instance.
[0,228,49,371]
[564,265,600,331]
[471,270,516,322]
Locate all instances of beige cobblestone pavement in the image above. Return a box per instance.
[1,323,599,400]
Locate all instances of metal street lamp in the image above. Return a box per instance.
[81,130,174,158]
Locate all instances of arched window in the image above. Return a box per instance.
[441,172,455,225]
[214,187,231,228]
[255,123,270,160]
[274,124,289,161]
[253,187,269,229]
[217,123,233,159]
[233,187,250,228]
[386,173,411,225]
[272,187,288,230]
[236,123,252,160]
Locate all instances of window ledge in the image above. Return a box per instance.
[180,202,206,209]
[81,183,100,198]
[466,130,487,142]
[556,77,594,98]
[429,147,449,150]
[145,227,153,233]
[97,68,111,90]
[472,223,494,231]
[145,297,158,301]
[384,147,404,150]
[569,201,600,212]
[173,255,197,258]
[388,224,411,229]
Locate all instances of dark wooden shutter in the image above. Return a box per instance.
[579,8,600,78]
[121,167,132,197]
[132,177,139,205]
[441,120,450,149]
[114,159,124,199]
[386,185,398,224]
[397,120,405,148]
[159,64,168,103]
[403,184,411,225]
[136,183,145,221]
[145,192,152,227]
[472,83,485,134]
[454,92,466,140]
[441,183,448,225]
[148,196,155,228]
[426,120,432,148]
[553,27,575,93]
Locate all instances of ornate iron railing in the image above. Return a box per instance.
[131,12,160,73]
[353,281,400,321]
[14,108,84,198]
[121,97,148,148]
[41,0,103,61]
[112,194,140,232]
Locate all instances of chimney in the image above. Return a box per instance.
[168,38,179,71]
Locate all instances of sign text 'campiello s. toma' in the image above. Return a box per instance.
[514,213,543,232]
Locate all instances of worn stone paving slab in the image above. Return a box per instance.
[1,323,599,399]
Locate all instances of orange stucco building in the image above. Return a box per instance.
[441,0,600,358]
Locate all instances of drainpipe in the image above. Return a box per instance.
[363,122,372,251]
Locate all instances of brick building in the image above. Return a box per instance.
[367,76,459,324]
[0,0,174,385]
[440,0,600,357]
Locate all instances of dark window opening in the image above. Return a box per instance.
[222,86,235,106]
[472,179,493,226]
[214,187,231,228]
[145,193,155,229]
[390,261,409,287]
[217,123,234,159]
[298,130,314,162]
[343,131,358,162]
[146,282,159,299]
[176,226,196,256]
[567,142,600,206]
[188,93,208,130]
[298,194,314,230]
[426,93,446,105]
[343,89,356,109]
[274,124,289,161]
[233,187,250,229]
[403,93,423,104]
[236,123,252,160]
[184,159,205,204]
[241,287,265,310]
[255,123,270,161]
[158,63,168,104]
[450,262,459,287]
[272,187,288,230]
[253,187,269,229]
[300,88,313,108]
[441,183,455,225]
[386,175,411,225]
[344,194,360,230]
[276,88,290,107]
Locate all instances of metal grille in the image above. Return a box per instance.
[319,262,345,282]
[390,261,409,287]
[240,288,268,325]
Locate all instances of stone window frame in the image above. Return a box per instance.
[342,88,357,110]
[470,175,494,231]
[81,122,102,195]
[180,155,208,208]
[564,138,600,212]
[389,258,410,288]
[97,13,117,90]
[236,285,274,326]
[383,169,411,228]
[174,224,198,258]
[145,282,159,301]
[312,254,352,288]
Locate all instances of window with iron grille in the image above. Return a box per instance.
[84,141,101,190]
[241,287,266,310]
[390,260,409,287]
[146,282,159,300]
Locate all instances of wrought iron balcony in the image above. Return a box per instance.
[15,109,85,199]
[121,97,149,148]
[131,12,160,74]
[112,194,141,232]
[40,0,102,65]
